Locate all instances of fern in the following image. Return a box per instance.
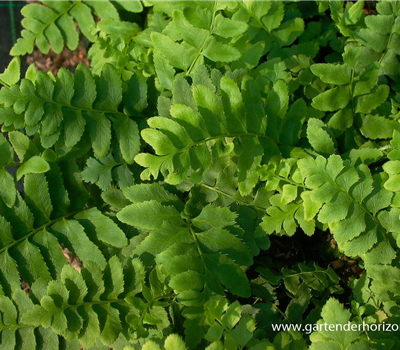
[2,1,400,349]
[117,184,253,305]
[0,174,126,297]
[309,298,369,349]
[151,2,249,75]
[11,0,143,56]
[141,334,186,350]
[259,157,315,237]
[135,67,283,196]
[298,155,396,266]
[239,1,305,59]
[310,45,390,137]
[88,20,142,76]
[324,1,400,83]
[0,257,172,349]
[0,63,141,164]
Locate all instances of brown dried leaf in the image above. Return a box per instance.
[60,244,82,273]
[21,280,31,295]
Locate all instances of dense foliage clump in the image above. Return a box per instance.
[0,1,400,349]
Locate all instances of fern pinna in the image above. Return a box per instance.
[1,0,400,349]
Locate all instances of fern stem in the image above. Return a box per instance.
[0,209,85,255]
[199,183,267,212]
[187,3,218,76]
[378,24,395,65]
[186,221,207,266]
[0,79,10,88]
[185,220,211,292]
[169,132,280,161]
[322,177,380,227]
[261,169,307,189]
[0,324,36,331]
[34,97,128,119]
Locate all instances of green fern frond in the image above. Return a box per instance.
[0,63,141,163]
[0,255,170,348]
[281,263,343,324]
[88,18,143,75]
[327,1,400,82]
[0,289,62,349]
[135,68,282,196]
[11,0,144,56]
[310,46,390,137]
[298,155,396,266]
[11,1,93,55]
[309,298,369,349]
[327,0,365,38]
[151,2,248,76]
[117,183,252,306]
[0,150,130,302]
[19,257,159,348]
[239,0,305,60]
[259,157,315,237]
[383,130,400,193]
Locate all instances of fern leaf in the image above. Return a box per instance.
[261,198,302,237]
[0,253,21,297]
[185,298,257,349]
[0,155,131,304]
[0,169,16,208]
[117,184,252,304]
[240,1,305,60]
[0,57,20,86]
[16,156,50,181]
[327,1,400,85]
[136,70,280,196]
[309,298,369,349]
[280,263,342,323]
[0,293,36,349]
[31,229,68,280]
[75,208,128,248]
[25,173,53,224]
[312,85,352,112]
[142,334,186,350]
[299,155,396,265]
[11,2,85,55]
[183,156,272,254]
[306,118,336,156]
[151,3,246,75]
[264,80,289,140]
[80,153,118,191]
[10,0,142,55]
[116,0,143,13]
[18,256,158,348]
[51,220,107,269]
[0,64,140,164]
[84,0,119,21]
[310,46,390,137]
[259,157,315,236]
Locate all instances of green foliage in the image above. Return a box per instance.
[135,69,283,196]
[298,155,396,266]
[309,298,369,349]
[1,1,400,349]
[117,184,253,306]
[0,63,141,162]
[11,0,143,56]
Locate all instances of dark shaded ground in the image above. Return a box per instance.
[1,0,89,75]
[0,1,24,72]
